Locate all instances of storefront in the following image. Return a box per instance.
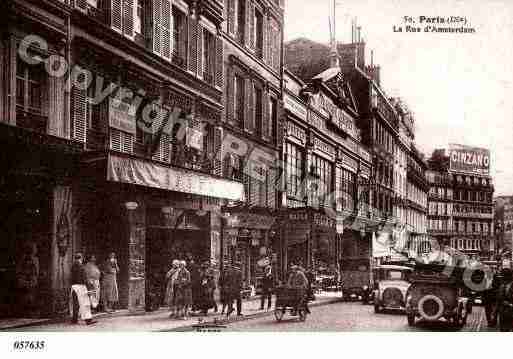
[75,152,245,312]
[281,208,337,275]
[0,124,82,318]
[222,208,278,291]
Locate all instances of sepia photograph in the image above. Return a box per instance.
[0,0,512,350]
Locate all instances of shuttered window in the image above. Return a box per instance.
[254,7,263,59]
[110,129,134,153]
[152,0,173,60]
[111,0,136,39]
[172,6,187,68]
[234,74,244,126]
[202,28,215,85]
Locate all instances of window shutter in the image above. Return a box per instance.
[74,0,88,13]
[161,0,172,60]
[244,0,251,47]
[267,167,276,209]
[262,14,268,64]
[198,24,204,78]
[263,91,270,139]
[213,126,223,176]
[71,86,87,143]
[244,79,254,132]
[152,0,162,55]
[188,16,198,74]
[228,0,236,35]
[122,0,135,39]
[226,67,234,123]
[215,35,224,88]
[111,0,123,33]
[249,2,255,50]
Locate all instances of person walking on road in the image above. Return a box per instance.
[101,252,119,313]
[165,259,180,318]
[260,265,273,311]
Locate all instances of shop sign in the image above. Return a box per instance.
[109,98,136,134]
[284,93,307,120]
[227,229,239,236]
[186,127,204,151]
[251,237,260,247]
[227,213,276,230]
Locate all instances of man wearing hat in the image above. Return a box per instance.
[226,262,244,316]
[497,268,513,331]
[260,265,274,311]
[70,253,96,325]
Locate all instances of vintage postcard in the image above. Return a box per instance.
[0,1,512,351]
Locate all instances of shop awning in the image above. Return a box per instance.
[107,153,245,201]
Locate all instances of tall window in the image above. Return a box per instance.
[234,74,245,125]
[16,58,44,115]
[172,6,187,67]
[286,142,305,207]
[338,168,356,211]
[135,0,144,35]
[269,97,277,140]
[254,86,263,136]
[236,0,245,44]
[202,29,215,84]
[311,155,333,208]
[254,8,264,59]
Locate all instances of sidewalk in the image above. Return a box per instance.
[3,291,342,332]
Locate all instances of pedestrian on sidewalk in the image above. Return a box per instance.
[198,262,217,315]
[84,255,101,313]
[188,258,201,313]
[15,243,39,316]
[260,265,273,311]
[226,262,243,317]
[101,252,120,313]
[165,259,180,318]
[219,263,229,314]
[70,253,96,325]
[174,260,192,320]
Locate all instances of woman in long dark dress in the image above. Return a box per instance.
[101,252,119,313]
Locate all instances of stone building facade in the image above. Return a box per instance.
[0,0,252,317]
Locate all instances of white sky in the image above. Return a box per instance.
[284,0,513,195]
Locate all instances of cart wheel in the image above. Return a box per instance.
[298,309,307,322]
[274,309,284,322]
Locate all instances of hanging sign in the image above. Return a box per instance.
[186,127,204,151]
[109,98,136,134]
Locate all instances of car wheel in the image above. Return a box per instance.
[407,313,415,327]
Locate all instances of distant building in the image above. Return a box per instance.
[494,196,513,258]
[427,147,495,260]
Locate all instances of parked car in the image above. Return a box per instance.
[373,265,413,313]
[405,263,470,328]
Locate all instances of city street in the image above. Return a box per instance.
[222,302,492,332]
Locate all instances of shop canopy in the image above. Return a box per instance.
[107,153,245,201]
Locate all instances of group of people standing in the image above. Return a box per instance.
[164,260,243,319]
[70,252,120,325]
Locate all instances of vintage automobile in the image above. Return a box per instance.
[405,263,470,328]
[373,265,413,313]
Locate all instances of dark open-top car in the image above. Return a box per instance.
[405,263,470,328]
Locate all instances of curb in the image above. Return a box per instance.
[0,296,279,331]
[167,297,343,331]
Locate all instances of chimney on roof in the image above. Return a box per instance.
[329,0,340,69]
